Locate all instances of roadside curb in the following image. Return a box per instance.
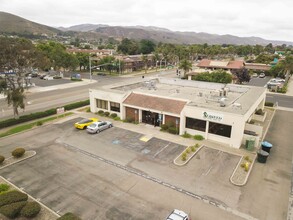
[0,151,36,170]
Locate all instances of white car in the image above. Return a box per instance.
[259,73,266,78]
[166,209,190,220]
[86,121,113,134]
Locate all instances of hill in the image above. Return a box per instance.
[0,11,60,36]
[1,11,292,45]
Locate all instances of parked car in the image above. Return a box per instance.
[74,118,98,130]
[259,73,266,78]
[166,209,190,220]
[86,121,113,134]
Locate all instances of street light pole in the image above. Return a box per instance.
[89,56,92,82]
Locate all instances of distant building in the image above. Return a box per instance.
[67,48,115,56]
[197,59,244,72]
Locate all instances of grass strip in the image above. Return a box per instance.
[0,113,73,138]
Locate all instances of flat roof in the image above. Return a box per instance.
[100,78,266,115]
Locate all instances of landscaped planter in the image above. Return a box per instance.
[174,144,203,166]
[252,111,267,122]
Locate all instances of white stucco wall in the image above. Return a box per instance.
[181,105,245,148]
[89,89,128,117]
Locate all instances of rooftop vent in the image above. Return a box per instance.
[219,97,227,107]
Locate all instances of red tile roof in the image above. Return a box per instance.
[123,93,186,115]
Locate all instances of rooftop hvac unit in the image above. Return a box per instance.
[219,97,227,107]
[223,88,229,97]
[219,90,223,97]
[199,92,203,97]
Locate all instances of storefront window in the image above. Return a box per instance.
[208,122,232,138]
[110,102,120,112]
[96,99,108,110]
[185,117,206,132]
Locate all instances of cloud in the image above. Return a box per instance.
[1,0,293,41]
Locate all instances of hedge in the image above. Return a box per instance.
[57,212,81,220]
[0,99,90,129]
[20,201,41,218]
[63,100,89,111]
[12,148,26,158]
[0,190,28,207]
[0,201,27,219]
[0,108,56,129]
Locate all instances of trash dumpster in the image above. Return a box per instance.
[261,141,273,153]
[245,139,255,151]
[257,150,269,163]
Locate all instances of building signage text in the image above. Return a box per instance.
[203,111,223,122]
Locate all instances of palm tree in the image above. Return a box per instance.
[179,59,192,78]
[280,55,293,78]
[142,54,148,74]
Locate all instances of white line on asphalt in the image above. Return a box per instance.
[153,143,170,158]
[203,166,213,176]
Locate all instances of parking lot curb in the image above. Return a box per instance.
[173,145,204,166]
[0,151,36,170]
[0,176,60,218]
[230,154,257,186]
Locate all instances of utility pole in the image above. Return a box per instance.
[89,56,92,82]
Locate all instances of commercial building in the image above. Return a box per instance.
[89,78,266,149]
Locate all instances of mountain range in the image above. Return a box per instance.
[0,11,292,45]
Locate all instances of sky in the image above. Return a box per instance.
[1,0,293,42]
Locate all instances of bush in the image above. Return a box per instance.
[0,190,28,207]
[104,112,110,117]
[185,148,191,154]
[86,107,91,112]
[110,113,117,118]
[265,101,274,107]
[255,109,264,115]
[36,121,43,126]
[57,212,81,220]
[0,184,10,194]
[168,127,178,134]
[181,132,192,138]
[181,153,187,161]
[20,201,41,218]
[191,146,196,152]
[194,135,204,140]
[160,124,169,131]
[0,155,5,164]
[114,116,120,121]
[0,201,27,218]
[98,110,104,116]
[12,148,26,158]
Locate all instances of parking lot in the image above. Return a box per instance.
[0,116,249,220]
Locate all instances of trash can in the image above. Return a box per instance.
[257,150,269,163]
[246,139,255,151]
[261,141,273,153]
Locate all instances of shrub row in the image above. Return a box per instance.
[0,109,56,129]
[63,100,89,111]
[0,184,10,193]
[0,99,90,129]
[0,190,41,219]
[57,212,82,220]
[0,190,28,207]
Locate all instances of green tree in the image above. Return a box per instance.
[117,38,139,55]
[280,55,293,76]
[142,55,149,74]
[139,39,156,54]
[179,59,192,78]
[0,37,42,117]
[76,52,90,71]
[193,70,232,84]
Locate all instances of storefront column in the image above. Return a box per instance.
[139,109,142,123]
[205,120,209,139]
